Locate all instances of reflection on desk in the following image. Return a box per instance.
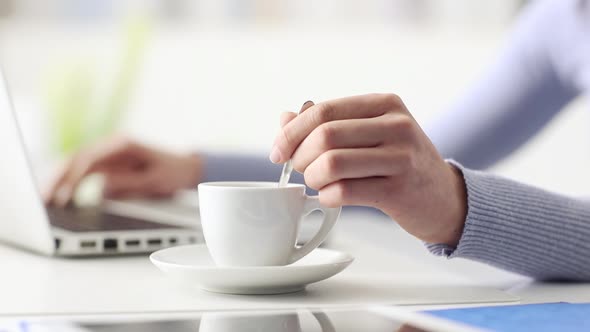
[0,307,478,332]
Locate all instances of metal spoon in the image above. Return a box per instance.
[278,100,315,187]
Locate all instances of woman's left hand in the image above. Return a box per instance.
[270,94,467,246]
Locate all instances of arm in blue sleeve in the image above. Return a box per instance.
[426,0,580,170]
[427,160,590,281]
[200,152,306,185]
[424,0,590,280]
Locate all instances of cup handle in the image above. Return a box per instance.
[288,196,341,264]
[312,311,336,332]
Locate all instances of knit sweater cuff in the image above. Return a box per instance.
[425,160,590,280]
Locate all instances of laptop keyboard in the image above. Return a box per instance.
[47,207,182,232]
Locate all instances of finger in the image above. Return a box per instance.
[106,189,174,200]
[304,148,402,190]
[46,184,74,207]
[52,157,106,207]
[280,112,297,127]
[43,159,76,205]
[103,172,161,198]
[45,155,99,207]
[280,100,314,128]
[291,116,389,172]
[53,138,147,206]
[299,100,314,113]
[86,137,150,170]
[270,93,402,163]
[107,187,176,200]
[319,177,390,208]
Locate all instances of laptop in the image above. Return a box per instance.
[0,69,202,257]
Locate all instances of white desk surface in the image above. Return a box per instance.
[1,207,589,317]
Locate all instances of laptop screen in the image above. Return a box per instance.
[0,68,55,255]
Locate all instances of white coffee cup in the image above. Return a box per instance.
[198,181,341,266]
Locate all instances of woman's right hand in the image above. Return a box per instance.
[270,94,467,247]
[44,136,203,207]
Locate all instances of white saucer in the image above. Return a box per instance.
[150,244,354,295]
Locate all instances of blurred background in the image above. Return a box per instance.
[0,0,588,195]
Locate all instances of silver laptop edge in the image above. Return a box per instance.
[0,67,201,257]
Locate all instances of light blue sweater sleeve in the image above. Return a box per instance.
[426,0,590,280]
[426,0,580,169]
[427,160,590,281]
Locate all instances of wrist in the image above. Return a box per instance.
[438,162,467,247]
[419,162,467,246]
[181,153,204,188]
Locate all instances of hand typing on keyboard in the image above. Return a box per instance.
[44,136,203,207]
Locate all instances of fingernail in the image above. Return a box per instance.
[300,100,314,112]
[269,146,282,164]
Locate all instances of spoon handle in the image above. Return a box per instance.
[277,100,315,188]
[278,160,294,187]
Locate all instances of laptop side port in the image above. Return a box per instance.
[103,238,118,251]
[125,239,140,247]
[147,238,162,246]
[54,238,61,250]
[80,240,97,249]
[168,237,177,245]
